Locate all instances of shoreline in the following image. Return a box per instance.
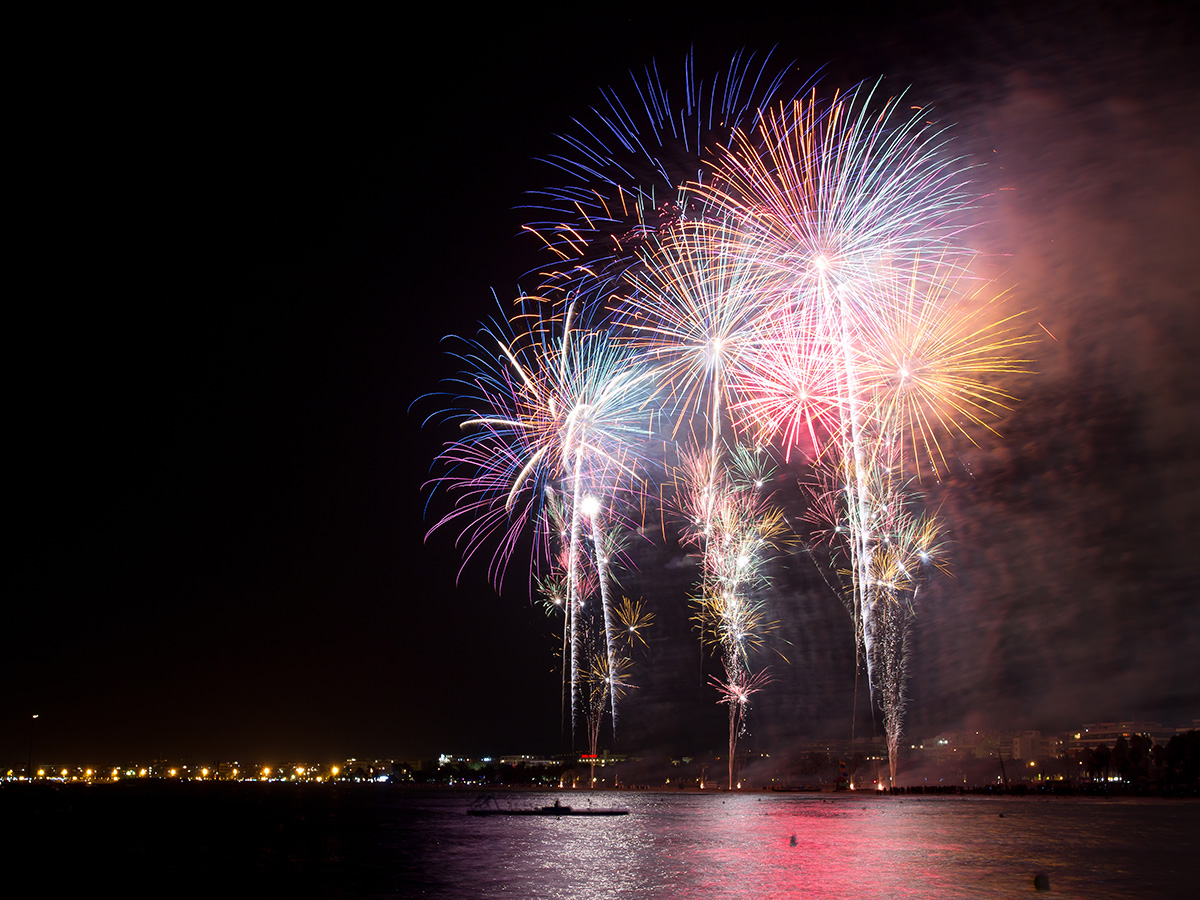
[4,779,1196,800]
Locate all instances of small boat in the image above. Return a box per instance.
[468,799,628,817]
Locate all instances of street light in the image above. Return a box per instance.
[27,714,38,779]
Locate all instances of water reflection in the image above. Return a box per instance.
[408,792,1196,900]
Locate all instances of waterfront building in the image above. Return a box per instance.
[1066,721,1177,752]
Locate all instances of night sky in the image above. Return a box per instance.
[5,2,1198,767]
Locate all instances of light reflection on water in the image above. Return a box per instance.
[401,792,1197,899]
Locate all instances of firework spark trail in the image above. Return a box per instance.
[779,253,1028,727]
[583,497,625,730]
[538,512,642,743]
[798,433,942,732]
[550,321,654,732]
[536,488,597,736]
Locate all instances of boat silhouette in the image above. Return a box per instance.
[468,798,628,816]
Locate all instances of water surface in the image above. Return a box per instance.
[7,784,1196,898]
[404,791,1194,899]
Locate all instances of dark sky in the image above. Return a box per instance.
[5,2,1198,767]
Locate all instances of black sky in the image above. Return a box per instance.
[5,2,1198,767]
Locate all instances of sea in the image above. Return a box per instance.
[5,784,1197,898]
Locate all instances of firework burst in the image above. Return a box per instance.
[858,260,1034,477]
[424,58,1034,780]
[691,83,977,306]
[428,297,656,739]
[523,50,805,306]
[429,301,653,571]
[617,218,774,452]
[728,293,845,462]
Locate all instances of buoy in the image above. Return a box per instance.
[1033,872,1050,891]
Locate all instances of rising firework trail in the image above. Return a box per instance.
[866,491,950,786]
[426,299,655,735]
[678,444,788,788]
